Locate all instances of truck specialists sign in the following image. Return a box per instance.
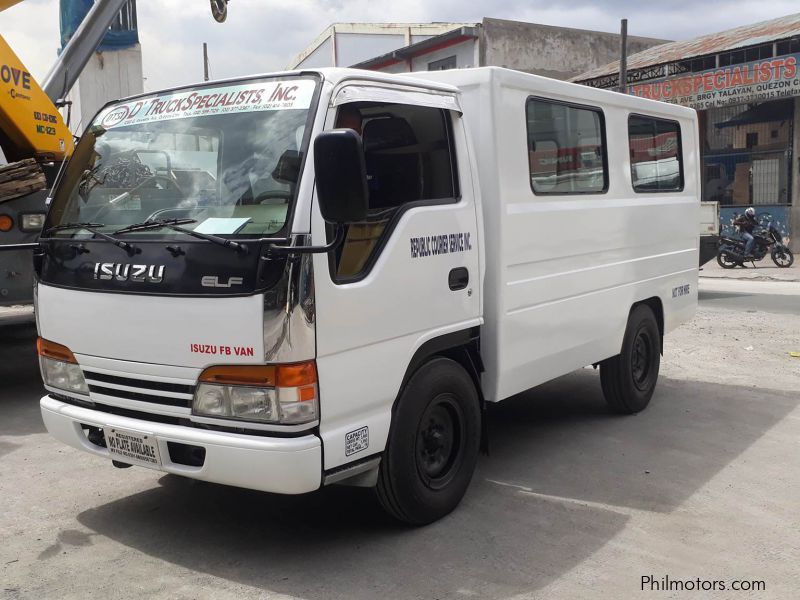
[629,53,800,110]
[95,79,316,130]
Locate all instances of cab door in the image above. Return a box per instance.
[312,90,482,471]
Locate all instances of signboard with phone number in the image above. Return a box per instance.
[629,53,800,110]
[96,79,316,130]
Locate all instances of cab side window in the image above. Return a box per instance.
[331,102,458,280]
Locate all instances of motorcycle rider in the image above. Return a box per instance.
[733,207,758,258]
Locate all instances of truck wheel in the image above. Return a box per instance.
[600,304,661,414]
[376,357,481,525]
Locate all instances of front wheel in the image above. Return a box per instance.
[771,247,794,268]
[376,357,481,525]
[600,304,661,414]
[716,250,739,269]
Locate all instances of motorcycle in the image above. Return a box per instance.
[716,222,794,269]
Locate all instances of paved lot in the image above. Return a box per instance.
[1,284,799,599]
[700,255,799,282]
[699,278,800,314]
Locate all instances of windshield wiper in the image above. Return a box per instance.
[114,219,248,254]
[113,218,197,235]
[43,222,141,256]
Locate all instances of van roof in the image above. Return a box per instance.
[114,67,461,105]
[409,66,697,120]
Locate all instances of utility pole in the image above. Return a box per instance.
[203,42,210,81]
[618,18,628,94]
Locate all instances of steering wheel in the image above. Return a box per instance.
[254,190,292,205]
[92,173,186,223]
[140,173,185,196]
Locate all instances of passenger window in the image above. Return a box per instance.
[526,98,607,195]
[628,116,683,192]
[330,102,458,280]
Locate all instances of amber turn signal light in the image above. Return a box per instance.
[198,361,317,388]
[37,337,78,363]
[0,215,13,232]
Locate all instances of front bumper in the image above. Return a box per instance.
[40,395,322,494]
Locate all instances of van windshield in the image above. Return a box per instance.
[46,76,318,239]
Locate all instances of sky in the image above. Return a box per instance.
[2,0,799,93]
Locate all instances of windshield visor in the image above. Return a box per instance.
[46,76,318,239]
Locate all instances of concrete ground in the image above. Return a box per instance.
[1,282,799,600]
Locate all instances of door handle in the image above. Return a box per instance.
[448,267,469,291]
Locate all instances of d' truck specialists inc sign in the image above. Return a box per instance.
[629,53,800,110]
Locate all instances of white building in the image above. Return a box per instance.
[63,0,143,133]
[286,23,477,70]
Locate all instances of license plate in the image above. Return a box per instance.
[104,427,162,468]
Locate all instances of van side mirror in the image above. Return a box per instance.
[313,129,368,224]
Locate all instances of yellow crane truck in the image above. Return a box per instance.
[0,0,228,304]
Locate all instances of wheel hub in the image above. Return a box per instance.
[415,396,464,489]
[631,330,653,390]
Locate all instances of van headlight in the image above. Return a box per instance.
[37,338,89,395]
[193,362,318,425]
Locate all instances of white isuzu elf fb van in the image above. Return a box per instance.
[35,67,698,524]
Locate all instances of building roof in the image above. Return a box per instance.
[352,26,479,70]
[574,12,800,81]
[285,22,475,70]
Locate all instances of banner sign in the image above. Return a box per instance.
[629,53,800,110]
[95,79,316,130]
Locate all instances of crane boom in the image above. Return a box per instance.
[1,0,129,161]
[0,0,24,10]
[42,0,129,103]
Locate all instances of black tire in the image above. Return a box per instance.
[600,304,661,414]
[716,250,738,269]
[376,357,481,525]
[771,247,794,268]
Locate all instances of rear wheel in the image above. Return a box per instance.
[600,304,661,414]
[771,247,794,268]
[376,357,481,525]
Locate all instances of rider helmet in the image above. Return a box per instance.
[745,207,755,217]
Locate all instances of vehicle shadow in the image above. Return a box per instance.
[485,369,798,513]
[76,467,629,599]
[0,321,46,446]
[75,370,797,599]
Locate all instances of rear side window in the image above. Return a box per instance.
[526,98,607,195]
[628,115,683,192]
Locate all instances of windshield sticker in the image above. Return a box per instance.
[194,217,252,234]
[96,79,316,130]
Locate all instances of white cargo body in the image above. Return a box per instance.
[411,68,699,402]
[35,67,699,524]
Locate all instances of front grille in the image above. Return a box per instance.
[83,371,195,395]
[81,370,195,416]
[92,401,185,425]
[87,384,191,408]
